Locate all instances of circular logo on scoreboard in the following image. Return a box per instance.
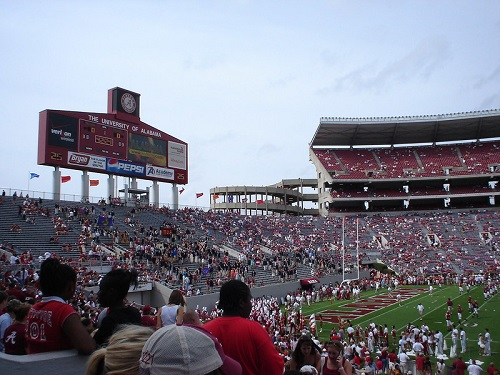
[121,93,136,114]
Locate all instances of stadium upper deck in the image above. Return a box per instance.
[310,109,500,216]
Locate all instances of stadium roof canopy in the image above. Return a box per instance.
[310,109,500,147]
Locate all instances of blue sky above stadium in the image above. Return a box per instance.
[1,1,499,208]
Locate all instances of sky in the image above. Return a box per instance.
[1,1,500,209]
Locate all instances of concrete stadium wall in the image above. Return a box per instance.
[184,270,369,311]
[0,349,88,374]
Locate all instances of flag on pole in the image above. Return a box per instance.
[61,176,71,183]
[213,194,219,202]
[242,198,248,203]
[256,199,264,204]
[90,179,99,187]
[228,195,233,203]
[196,193,203,198]
[179,187,185,194]
[30,173,40,179]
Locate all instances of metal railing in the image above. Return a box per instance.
[0,186,210,211]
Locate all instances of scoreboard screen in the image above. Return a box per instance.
[80,120,127,159]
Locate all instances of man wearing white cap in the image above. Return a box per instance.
[140,324,242,375]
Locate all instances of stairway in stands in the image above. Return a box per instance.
[0,199,82,260]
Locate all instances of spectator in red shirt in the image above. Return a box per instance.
[388,349,398,371]
[487,362,498,375]
[352,351,362,369]
[203,280,284,375]
[376,356,383,373]
[3,302,31,355]
[380,346,389,373]
[25,258,95,354]
[140,305,156,328]
[452,357,467,375]
[415,353,425,375]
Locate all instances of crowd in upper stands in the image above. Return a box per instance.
[2,195,500,292]
[313,141,500,179]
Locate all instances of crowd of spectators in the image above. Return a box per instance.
[2,200,500,295]
[1,252,499,375]
[1,197,500,374]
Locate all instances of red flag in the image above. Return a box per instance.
[179,187,185,194]
[196,193,203,198]
[90,179,99,187]
[256,199,264,204]
[61,176,71,183]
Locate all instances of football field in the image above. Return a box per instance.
[299,284,498,366]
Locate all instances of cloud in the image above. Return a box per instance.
[268,75,296,89]
[478,93,500,109]
[257,142,280,155]
[320,49,341,66]
[182,52,228,71]
[473,64,500,90]
[317,36,452,95]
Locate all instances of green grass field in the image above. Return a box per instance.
[298,285,498,366]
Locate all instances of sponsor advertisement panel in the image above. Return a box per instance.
[107,159,145,177]
[68,152,107,170]
[47,112,78,150]
[146,165,174,180]
[168,141,187,170]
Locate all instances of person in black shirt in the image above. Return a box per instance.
[93,269,141,346]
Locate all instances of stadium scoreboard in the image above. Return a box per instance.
[38,87,188,185]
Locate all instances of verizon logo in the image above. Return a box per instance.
[69,154,89,165]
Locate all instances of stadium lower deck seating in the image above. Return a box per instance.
[2,198,498,279]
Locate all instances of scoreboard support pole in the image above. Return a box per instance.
[130,178,138,206]
[172,183,179,210]
[124,184,129,206]
[151,181,159,208]
[53,166,61,201]
[81,171,89,202]
[107,175,115,201]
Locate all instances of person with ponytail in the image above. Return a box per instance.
[93,269,142,346]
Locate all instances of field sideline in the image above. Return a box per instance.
[297,284,498,367]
